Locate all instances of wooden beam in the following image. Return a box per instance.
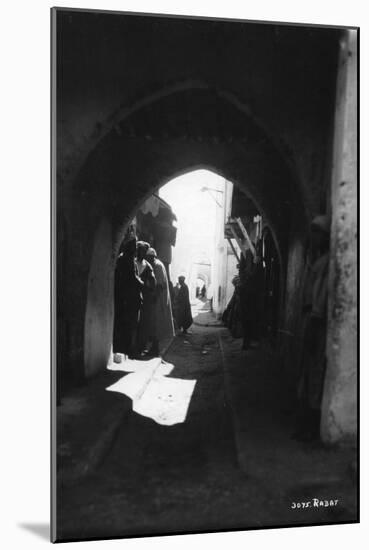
[235,217,256,257]
[227,238,240,262]
[229,224,247,257]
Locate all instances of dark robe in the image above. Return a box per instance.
[150,259,175,341]
[239,250,263,344]
[113,252,143,355]
[222,277,243,338]
[294,251,329,440]
[298,252,329,410]
[175,283,193,330]
[137,260,156,350]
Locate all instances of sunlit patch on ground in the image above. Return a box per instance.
[106,357,196,426]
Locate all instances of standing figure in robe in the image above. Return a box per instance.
[175,276,193,334]
[136,241,156,354]
[145,247,175,356]
[113,236,143,360]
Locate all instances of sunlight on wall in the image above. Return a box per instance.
[159,170,225,289]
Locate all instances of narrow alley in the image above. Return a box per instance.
[54,12,357,541]
[58,318,356,541]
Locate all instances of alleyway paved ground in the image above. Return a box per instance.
[58,314,357,541]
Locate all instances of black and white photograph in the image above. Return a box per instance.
[51,6,358,543]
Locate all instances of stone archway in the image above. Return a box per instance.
[60,85,306,384]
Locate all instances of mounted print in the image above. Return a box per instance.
[51,7,358,543]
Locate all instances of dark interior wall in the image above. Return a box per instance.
[55,9,341,386]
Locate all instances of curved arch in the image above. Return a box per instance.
[82,162,286,376]
[76,85,306,263]
[61,79,306,222]
[72,86,307,379]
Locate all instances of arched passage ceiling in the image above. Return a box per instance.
[75,88,304,265]
[57,10,340,221]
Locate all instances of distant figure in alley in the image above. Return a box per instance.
[175,276,193,334]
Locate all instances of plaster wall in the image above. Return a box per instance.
[84,217,115,378]
[321,31,357,443]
